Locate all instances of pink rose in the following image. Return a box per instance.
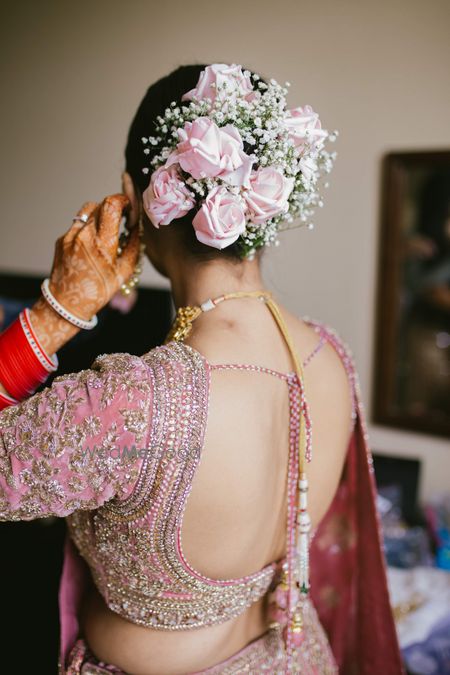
[192,186,246,249]
[142,164,196,227]
[285,105,328,152]
[244,167,294,224]
[181,63,256,104]
[165,117,253,188]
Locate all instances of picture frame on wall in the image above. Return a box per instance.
[373,150,450,438]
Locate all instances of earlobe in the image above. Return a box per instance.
[121,172,139,229]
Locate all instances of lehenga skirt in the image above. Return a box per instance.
[64,599,337,674]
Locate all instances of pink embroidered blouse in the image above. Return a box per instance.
[0,318,404,675]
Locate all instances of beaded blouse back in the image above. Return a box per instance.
[44,296,403,675]
[65,296,339,658]
[66,353,321,615]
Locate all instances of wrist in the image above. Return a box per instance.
[30,296,81,355]
[0,307,59,401]
[42,278,99,330]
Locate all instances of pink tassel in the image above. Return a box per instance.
[267,601,288,626]
[274,584,289,609]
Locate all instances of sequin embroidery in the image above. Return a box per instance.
[1,315,356,661]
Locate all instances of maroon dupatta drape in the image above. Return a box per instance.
[310,371,404,675]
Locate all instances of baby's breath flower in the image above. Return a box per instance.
[141,64,337,258]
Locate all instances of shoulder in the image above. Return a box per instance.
[48,351,153,388]
[300,315,359,429]
[140,341,210,381]
[302,316,357,372]
[47,351,155,408]
[0,351,155,432]
[72,342,209,404]
[302,316,358,391]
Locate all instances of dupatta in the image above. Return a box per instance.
[309,329,405,675]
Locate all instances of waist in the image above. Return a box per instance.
[79,584,270,675]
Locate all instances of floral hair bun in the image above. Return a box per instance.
[142,63,337,258]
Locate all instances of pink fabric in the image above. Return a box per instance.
[65,598,337,674]
[59,537,92,674]
[0,354,153,520]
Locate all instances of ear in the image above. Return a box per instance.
[121,171,140,230]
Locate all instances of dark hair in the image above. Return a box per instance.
[125,63,265,262]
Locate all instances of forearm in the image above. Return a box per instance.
[28,296,81,354]
[0,296,80,400]
[0,193,136,404]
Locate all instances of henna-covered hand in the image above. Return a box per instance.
[49,194,140,319]
[29,194,141,356]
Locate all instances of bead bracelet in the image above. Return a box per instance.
[41,278,98,330]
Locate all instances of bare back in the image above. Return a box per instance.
[80,298,353,675]
[181,301,353,576]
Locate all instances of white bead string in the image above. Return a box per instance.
[41,278,98,330]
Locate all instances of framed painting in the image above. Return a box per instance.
[373,151,450,438]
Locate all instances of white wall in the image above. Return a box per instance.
[0,0,449,499]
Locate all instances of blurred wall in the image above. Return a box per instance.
[0,0,449,499]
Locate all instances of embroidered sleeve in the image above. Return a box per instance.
[0,353,153,521]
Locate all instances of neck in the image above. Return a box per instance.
[167,255,267,309]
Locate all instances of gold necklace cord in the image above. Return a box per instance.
[262,296,307,475]
[215,291,308,476]
[165,289,308,475]
[164,290,272,344]
[215,290,273,303]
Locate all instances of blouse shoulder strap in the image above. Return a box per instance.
[302,317,361,429]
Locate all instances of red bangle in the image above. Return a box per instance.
[21,308,57,371]
[0,391,18,410]
[0,310,58,400]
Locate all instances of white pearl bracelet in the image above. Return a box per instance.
[41,278,98,330]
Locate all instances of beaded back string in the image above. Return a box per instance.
[164,290,312,668]
[261,293,312,669]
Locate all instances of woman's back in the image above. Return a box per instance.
[79,297,353,674]
[181,298,353,578]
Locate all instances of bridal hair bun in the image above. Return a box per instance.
[141,63,337,259]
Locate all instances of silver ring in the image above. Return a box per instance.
[72,213,89,223]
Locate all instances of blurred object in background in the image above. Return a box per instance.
[0,295,36,329]
[374,453,450,674]
[108,288,139,314]
[387,566,450,675]
[377,484,434,569]
[373,454,433,568]
[425,495,450,571]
